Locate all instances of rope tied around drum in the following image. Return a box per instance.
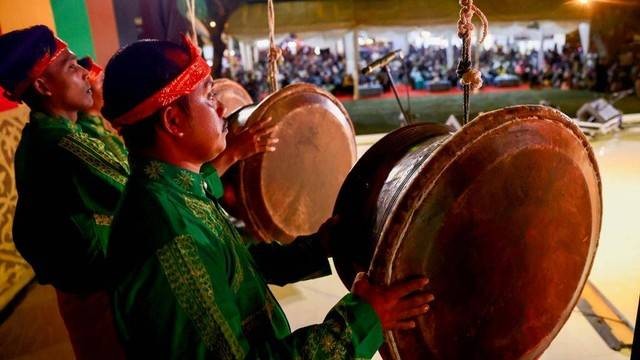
[457,0,489,124]
[267,0,282,93]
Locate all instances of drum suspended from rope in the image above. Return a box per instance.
[333,105,602,359]
[212,78,254,118]
[223,83,357,244]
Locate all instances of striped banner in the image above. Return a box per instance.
[84,0,120,65]
[50,0,97,59]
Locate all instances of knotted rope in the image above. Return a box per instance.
[267,0,282,93]
[457,0,489,124]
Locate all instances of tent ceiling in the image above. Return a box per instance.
[226,0,589,39]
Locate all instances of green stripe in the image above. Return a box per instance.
[50,0,96,59]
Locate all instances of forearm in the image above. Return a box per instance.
[208,150,239,176]
[251,293,383,359]
[248,234,331,286]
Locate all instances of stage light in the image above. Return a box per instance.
[578,0,589,4]
[209,21,217,28]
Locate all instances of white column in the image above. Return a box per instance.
[538,29,545,70]
[578,22,590,54]
[337,38,345,55]
[446,36,455,69]
[252,44,259,70]
[239,41,248,69]
[239,41,254,71]
[344,30,360,100]
[228,36,235,54]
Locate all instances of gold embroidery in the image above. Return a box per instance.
[303,320,350,359]
[59,132,128,185]
[93,214,113,226]
[183,197,244,293]
[157,235,244,359]
[176,171,194,190]
[144,161,163,180]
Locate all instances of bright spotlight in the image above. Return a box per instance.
[578,0,589,4]
[209,21,217,28]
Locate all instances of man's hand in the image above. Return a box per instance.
[351,272,434,330]
[209,117,279,175]
[226,116,279,162]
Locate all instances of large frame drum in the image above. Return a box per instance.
[212,78,254,117]
[225,83,357,243]
[334,105,601,359]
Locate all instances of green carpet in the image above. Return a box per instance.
[341,89,640,135]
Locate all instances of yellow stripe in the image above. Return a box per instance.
[0,0,56,33]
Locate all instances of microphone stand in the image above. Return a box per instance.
[383,65,411,126]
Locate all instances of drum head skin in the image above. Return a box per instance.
[232,83,357,243]
[212,79,253,118]
[334,105,601,359]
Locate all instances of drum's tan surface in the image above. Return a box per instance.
[334,106,601,359]
[212,79,253,118]
[228,83,357,243]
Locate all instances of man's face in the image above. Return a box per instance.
[41,49,93,112]
[178,75,227,162]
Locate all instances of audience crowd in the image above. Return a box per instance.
[221,39,640,100]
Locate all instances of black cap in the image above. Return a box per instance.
[0,25,56,100]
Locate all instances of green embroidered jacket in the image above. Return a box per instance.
[77,112,225,200]
[13,111,130,292]
[13,112,225,293]
[107,159,383,359]
[77,113,128,164]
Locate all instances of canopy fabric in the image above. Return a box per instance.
[227,0,589,40]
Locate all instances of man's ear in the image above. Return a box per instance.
[160,105,186,138]
[32,78,52,97]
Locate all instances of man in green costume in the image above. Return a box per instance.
[1,25,282,359]
[0,25,128,359]
[102,35,434,359]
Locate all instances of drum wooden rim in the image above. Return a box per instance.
[212,78,253,118]
[332,123,452,288]
[371,105,601,359]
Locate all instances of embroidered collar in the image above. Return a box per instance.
[30,111,80,132]
[133,158,207,197]
[78,113,103,126]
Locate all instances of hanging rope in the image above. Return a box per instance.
[457,0,488,124]
[267,0,282,93]
[185,0,197,45]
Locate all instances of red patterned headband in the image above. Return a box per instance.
[10,37,68,100]
[112,35,211,127]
